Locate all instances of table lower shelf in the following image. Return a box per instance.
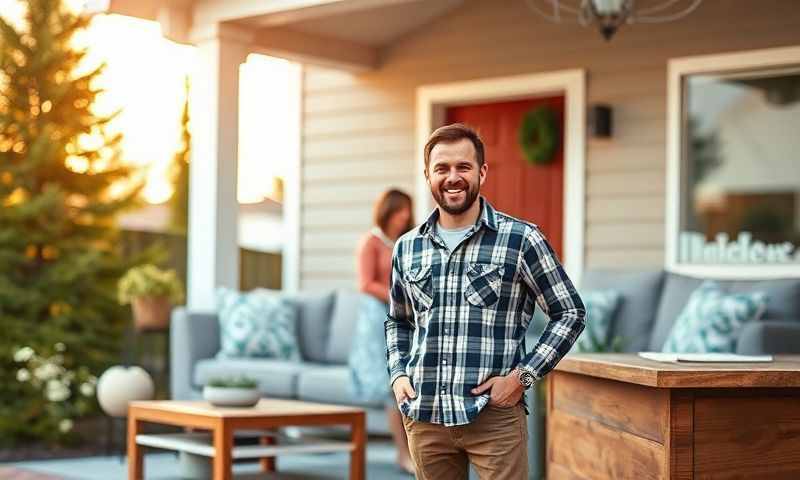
[136,432,356,459]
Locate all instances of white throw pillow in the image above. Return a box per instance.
[215,287,301,360]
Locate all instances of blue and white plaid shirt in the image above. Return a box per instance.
[385,198,586,426]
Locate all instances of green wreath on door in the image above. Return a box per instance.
[518,106,559,165]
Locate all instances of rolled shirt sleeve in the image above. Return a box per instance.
[516,225,586,380]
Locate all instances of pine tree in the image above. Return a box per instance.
[169,76,190,235]
[0,0,148,443]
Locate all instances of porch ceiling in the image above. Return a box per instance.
[107,0,464,70]
[234,0,463,47]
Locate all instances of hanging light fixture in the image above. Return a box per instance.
[526,0,704,41]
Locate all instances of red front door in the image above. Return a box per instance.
[445,96,565,257]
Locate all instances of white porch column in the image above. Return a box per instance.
[187,26,250,311]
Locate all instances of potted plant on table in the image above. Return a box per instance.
[203,376,261,407]
[118,264,184,332]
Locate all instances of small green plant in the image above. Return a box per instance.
[207,376,258,389]
[575,327,627,353]
[118,264,184,305]
[603,335,627,353]
[579,332,627,353]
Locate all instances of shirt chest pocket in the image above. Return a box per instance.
[404,265,433,313]
[464,263,504,307]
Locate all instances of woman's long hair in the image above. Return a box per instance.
[374,189,414,238]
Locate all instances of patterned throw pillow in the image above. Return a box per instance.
[662,281,768,354]
[215,287,301,360]
[574,290,622,353]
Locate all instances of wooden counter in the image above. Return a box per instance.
[546,354,800,479]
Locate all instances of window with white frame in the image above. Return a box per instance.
[667,47,800,277]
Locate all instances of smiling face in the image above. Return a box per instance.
[426,138,486,216]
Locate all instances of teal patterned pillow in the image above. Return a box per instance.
[662,281,768,353]
[215,288,301,360]
[574,290,622,353]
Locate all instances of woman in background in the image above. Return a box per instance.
[349,188,415,475]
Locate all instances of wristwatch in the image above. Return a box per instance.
[515,367,535,389]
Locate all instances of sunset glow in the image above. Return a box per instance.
[78,14,195,204]
[1,2,298,205]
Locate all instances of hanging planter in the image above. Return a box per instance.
[518,106,559,165]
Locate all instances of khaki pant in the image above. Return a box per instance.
[402,404,529,480]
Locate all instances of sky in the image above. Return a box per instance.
[1,1,298,205]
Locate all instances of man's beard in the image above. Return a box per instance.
[431,180,480,216]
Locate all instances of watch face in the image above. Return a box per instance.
[520,371,534,387]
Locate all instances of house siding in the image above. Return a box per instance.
[299,0,800,290]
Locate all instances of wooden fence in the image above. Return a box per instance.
[119,230,282,291]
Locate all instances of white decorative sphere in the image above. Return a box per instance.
[97,365,155,417]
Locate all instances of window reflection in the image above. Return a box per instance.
[680,67,800,265]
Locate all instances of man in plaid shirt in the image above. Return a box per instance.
[385,123,586,479]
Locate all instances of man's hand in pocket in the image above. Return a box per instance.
[471,372,524,407]
[392,376,416,404]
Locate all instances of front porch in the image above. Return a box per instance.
[2,0,800,478]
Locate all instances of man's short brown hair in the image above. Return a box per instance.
[424,123,485,170]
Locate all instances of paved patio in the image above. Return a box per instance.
[1,439,415,480]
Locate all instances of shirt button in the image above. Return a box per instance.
[443,359,447,365]
[444,328,450,334]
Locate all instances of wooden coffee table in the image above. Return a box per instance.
[547,354,800,479]
[127,399,366,480]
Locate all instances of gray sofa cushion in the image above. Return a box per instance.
[170,309,220,401]
[648,273,703,351]
[285,290,336,363]
[193,358,304,398]
[580,269,665,352]
[325,290,363,364]
[649,273,800,351]
[722,278,800,322]
[296,364,385,409]
[737,320,800,355]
